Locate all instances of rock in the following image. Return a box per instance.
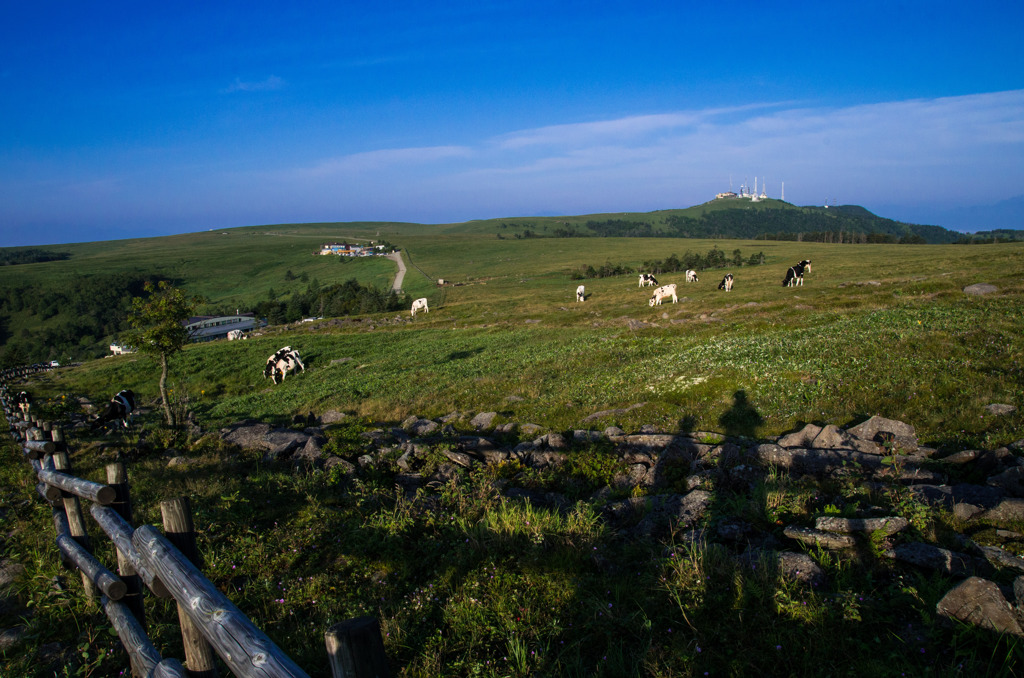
[974,544,1024,573]
[220,421,310,460]
[988,467,1024,497]
[440,449,475,469]
[470,412,498,430]
[810,424,876,454]
[546,432,568,450]
[936,577,1022,636]
[632,491,713,538]
[293,435,328,467]
[324,456,356,475]
[986,403,1017,416]
[953,503,985,521]
[814,516,909,535]
[783,526,856,550]
[940,449,980,464]
[0,559,25,588]
[889,542,984,577]
[408,419,439,437]
[573,430,602,444]
[963,283,998,296]
[979,499,1024,523]
[846,416,918,452]
[0,626,26,651]
[520,423,543,437]
[777,424,822,449]
[753,443,884,478]
[741,550,827,588]
[320,410,349,424]
[166,456,190,468]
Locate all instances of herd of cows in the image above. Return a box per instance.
[569,259,812,308]
[12,260,816,421]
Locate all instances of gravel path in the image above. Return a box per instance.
[388,251,406,292]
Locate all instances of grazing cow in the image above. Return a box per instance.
[92,389,136,429]
[638,273,659,287]
[648,283,678,306]
[783,260,812,287]
[411,298,429,316]
[576,284,586,302]
[14,391,32,417]
[227,329,244,341]
[685,270,699,283]
[264,347,304,384]
[718,274,734,291]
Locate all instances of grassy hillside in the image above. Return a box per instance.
[3,233,1024,676]
[14,237,1024,446]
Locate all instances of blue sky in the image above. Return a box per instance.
[2,1,1023,246]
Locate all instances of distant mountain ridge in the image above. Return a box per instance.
[486,199,964,244]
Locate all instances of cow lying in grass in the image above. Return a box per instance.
[264,347,304,384]
[685,270,699,283]
[411,298,429,316]
[576,285,586,302]
[783,260,811,287]
[91,389,136,429]
[648,283,678,306]
[638,273,658,287]
[719,274,734,291]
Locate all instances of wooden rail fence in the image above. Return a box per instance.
[1,368,391,678]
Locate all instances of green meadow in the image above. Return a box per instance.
[2,221,1024,676]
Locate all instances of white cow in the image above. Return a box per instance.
[411,298,429,316]
[648,283,678,306]
[638,273,658,287]
[685,270,699,283]
[718,274,734,292]
[227,329,244,341]
[576,285,586,302]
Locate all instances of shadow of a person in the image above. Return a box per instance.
[718,390,764,440]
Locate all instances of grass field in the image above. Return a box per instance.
[2,227,1024,676]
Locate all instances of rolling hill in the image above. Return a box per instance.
[0,200,971,366]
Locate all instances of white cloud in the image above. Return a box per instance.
[224,75,285,93]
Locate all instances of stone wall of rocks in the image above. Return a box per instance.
[212,407,1024,638]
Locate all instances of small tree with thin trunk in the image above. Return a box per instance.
[125,281,202,427]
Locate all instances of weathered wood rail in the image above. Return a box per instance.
[1,368,391,678]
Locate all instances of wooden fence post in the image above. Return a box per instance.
[325,617,391,678]
[161,497,219,678]
[52,449,98,603]
[106,462,147,627]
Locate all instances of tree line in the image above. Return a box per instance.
[572,247,766,280]
[0,270,405,368]
[492,207,961,244]
[0,273,163,367]
[0,248,72,266]
[253,278,407,325]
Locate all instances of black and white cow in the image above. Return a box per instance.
[14,391,32,417]
[718,274,734,291]
[685,269,699,283]
[264,346,305,384]
[648,283,678,306]
[638,273,659,287]
[91,389,136,429]
[782,260,812,287]
[576,284,586,302]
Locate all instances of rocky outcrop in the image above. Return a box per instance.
[212,408,1024,637]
